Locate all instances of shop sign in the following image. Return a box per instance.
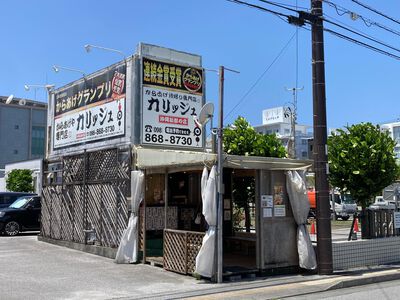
[53,65,126,149]
[141,57,204,149]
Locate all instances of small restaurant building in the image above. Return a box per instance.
[40,43,316,280]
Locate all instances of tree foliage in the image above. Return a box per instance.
[224,116,286,232]
[223,116,286,158]
[6,169,34,192]
[328,123,400,208]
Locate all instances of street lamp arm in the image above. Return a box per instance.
[84,44,126,58]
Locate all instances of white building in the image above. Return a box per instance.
[254,106,313,159]
[381,121,400,160]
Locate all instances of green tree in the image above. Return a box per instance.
[223,116,286,158]
[224,116,286,231]
[6,169,34,192]
[328,123,400,209]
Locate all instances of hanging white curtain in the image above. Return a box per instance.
[195,165,217,278]
[115,170,145,264]
[286,170,317,270]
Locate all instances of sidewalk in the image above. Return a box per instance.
[1,235,400,300]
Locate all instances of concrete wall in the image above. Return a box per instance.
[333,236,400,270]
[257,170,299,270]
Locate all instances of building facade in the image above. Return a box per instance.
[254,106,313,159]
[381,121,400,160]
[0,97,47,177]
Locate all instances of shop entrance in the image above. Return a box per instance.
[142,170,205,267]
[223,169,257,273]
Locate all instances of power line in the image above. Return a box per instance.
[224,32,297,122]
[323,28,400,61]
[227,0,290,19]
[351,0,400,26]
[323,0,400,37]
[323,18,400,54]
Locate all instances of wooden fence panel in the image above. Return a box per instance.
[164,229,205,275]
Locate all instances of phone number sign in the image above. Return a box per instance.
[141,57,204,149]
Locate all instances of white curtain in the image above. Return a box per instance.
[195,166,217,278]
[115,170,145,264]
[286,170,317,270]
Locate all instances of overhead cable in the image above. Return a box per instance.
[351,0,400,26]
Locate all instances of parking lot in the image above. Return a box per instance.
[0,234,212,300]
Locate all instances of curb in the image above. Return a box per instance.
[327,270,400,291]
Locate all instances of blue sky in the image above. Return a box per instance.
[1,0,399,129]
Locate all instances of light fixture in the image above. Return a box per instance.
[5,94,14,104]
[84,44,125,58]
[24,84,55,91]
[52,65,85,77]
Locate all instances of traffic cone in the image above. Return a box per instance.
[354,217,359,233]
[310,220,316,241]
[311,221,316,235]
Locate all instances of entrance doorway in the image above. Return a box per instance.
[223,169,257,273]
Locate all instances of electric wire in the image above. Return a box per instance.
[227,0,290,19]
[351,0,400,26]
[224,32,297,122]
[323,18,400,54]
[323,0,400,37]
[323,28,400,61]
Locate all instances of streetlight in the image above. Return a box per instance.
[24,84,55,102]
[84,44,126,58]
[52,65,85,77]
[24,84,55,91]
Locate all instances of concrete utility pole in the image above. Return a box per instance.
[285,86,303,158]
[217,66,225,284]
[311,0,333,274]
[216,66,239,283]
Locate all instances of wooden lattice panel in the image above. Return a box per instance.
[72,185,85,243]
[40,186,52,238]
[51,186,63,240]
[164,230,187,274]
[41,148,130,248]
[186,232,205,274]
[63,154,85,184]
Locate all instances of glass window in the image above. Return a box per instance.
[31,126,45,156]
[393,126,400,143]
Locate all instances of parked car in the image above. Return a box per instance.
[369,196,396,210]
[0,192,36,209]
[0,195,41,236]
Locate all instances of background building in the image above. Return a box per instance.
[254,106,313,159]
[381,121,400,160]
[0,96,47,178]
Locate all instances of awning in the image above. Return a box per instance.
[135,147,312,171]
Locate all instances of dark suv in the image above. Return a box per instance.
[0,195,41,236]
[0,192,36,209]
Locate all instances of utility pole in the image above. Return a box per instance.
[217,65,225,284]
[311,0,333,274]
[285,86,303,158]
[216,65,239,283]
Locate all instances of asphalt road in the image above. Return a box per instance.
[286,278,400,300]
[0,234,214,300]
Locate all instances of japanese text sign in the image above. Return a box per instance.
[53,65,126,149]
[141,57,204,149]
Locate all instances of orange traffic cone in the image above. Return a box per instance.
[310,221,316,235]
[354,217,359,233]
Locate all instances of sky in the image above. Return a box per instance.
[1,0,399,130]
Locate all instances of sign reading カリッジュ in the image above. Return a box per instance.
[53,65,126,149]
[141,57,204,149]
